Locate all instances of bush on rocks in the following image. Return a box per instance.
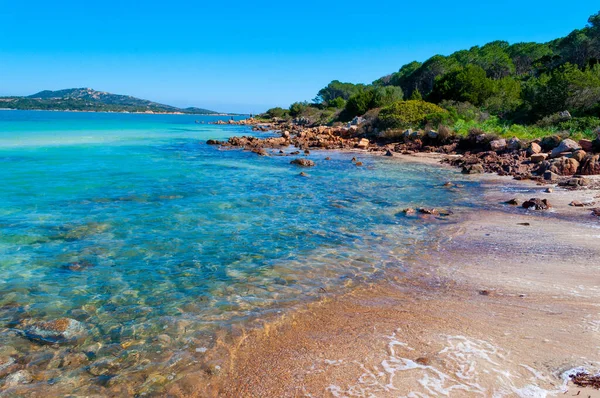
[378,100,447,129]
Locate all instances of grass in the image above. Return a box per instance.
[450,117,596,141]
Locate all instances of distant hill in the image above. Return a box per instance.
[0,88,221,115]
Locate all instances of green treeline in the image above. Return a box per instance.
[264,11,600,138]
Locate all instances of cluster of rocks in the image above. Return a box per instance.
[206,118,600,189]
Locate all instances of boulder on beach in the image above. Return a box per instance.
[522,198,551,210]
[20,318,87,345]
[489,139,507,152]
[580,154,600,175]
[290,158,315,167]
[356,138,369,150]
[530,153,548,163]
[548,157,579,176]
[550,139,580,158]
[528,142,542,155]
[462,164,484,174]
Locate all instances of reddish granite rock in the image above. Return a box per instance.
[548,157,579,176]
[290,158,315,167]
[580,154,600,175]
[579,139,593,152]
[20,318,87,345]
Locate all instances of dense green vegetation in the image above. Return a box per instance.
[263,11,600,139]
[0,88,219,115]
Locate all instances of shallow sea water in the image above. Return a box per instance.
[0,111,482,395]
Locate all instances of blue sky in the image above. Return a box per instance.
[0,1,598,114]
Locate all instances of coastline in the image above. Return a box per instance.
[165,152,600,397]
[0,108,239,116]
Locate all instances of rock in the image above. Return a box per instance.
[559,110,572,119]
[3,370,33,387]
[281,131,290,139]
[21,318,87,345]
[505,198,519,205]
[558,177,588,188]
[403,208,416,215]
[592,208,600,217]
[418,208,438,215]
[489,139,507,152]
[324,157,331,160]
[304,149,310,155]
[63,260,95,272]
[550,139,581,158]
[402,129,413,140]
[299,172,308,177]
[427,130,438,139]
[580,154,600,175]
[462,164,484,174]
[571,149,586,162]
[540,136,562,151]
[415,357,431,366]
[290,158,315,167]
[548,157,579,176]
[251,148,268,156]
[349,116,365,126]
[0,356,17,378]
[385,149,394,157]
[355,162,363,166]
[579,139,593,152]
[543,171,559,182]
[570,201,586,207]
[522,198,551,210]
[528,142,542,154]
[530,153,548,163]
[206,139,222,145]
[356,138,369,150]
[507,137,522,150]
[545,188,554,193]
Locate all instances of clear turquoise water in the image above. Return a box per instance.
[0,110,480,394]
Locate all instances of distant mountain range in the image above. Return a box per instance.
[0,88,222,115]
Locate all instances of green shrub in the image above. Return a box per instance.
[378,100,447,129]
[327,97,346,109]
[289,102,309,117]
[264,107,289,119]
[557,116,600,134]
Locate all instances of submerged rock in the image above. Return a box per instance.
[290,158,315,167]
[21,318,87,345]
[2,370,33,387]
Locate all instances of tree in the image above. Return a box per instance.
[289,102,308,117]
[430,65,494,106]
[315,81,366,103]
[410,89,423,100]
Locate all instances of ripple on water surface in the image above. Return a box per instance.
[0,111,482,395]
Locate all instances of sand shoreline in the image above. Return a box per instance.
[167,154,600,397]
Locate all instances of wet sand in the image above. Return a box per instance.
[168,165,600,397]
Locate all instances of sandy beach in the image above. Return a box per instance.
[166,157,600,398]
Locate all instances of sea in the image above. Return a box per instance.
[0,110,481,395]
